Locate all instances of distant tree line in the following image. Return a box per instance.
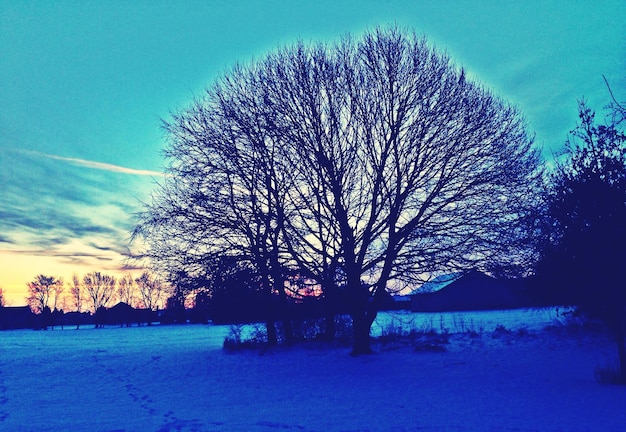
[25,271,168,315]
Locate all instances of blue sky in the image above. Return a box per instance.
[1,0,624,305]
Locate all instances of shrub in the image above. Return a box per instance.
[595,356,626,385]
[413,341,448,352]
[492,324,512,337]
[288,318,325,342]
[333,314,353,343]
[223,315,353,350]
[379,319,410,340]
[374,316,449,352]
[223,323,267,351]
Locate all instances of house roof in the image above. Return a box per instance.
[109,302,135,311]
[412,272,464,294]
[410,270,529,312]
[0,306,36,329]
[0,306,33,315]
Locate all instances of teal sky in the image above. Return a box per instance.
[1,0,624,305]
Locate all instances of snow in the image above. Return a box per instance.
[1,308,625,431]
[371,307,569,336]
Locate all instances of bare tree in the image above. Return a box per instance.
[67,273,83,329]
[83,271,116,313]
[135,65,297,343]
[135,272,165,310]
[51,278,64,311]
[117,273,137,306]
[604,75,625,125]
[69,273,83,313]
[135,27,542,353]
[26,275,63,314]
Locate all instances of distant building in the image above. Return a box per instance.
[410,270,530,312]
[102,302,157,326]
[0,306,36,330]
[418,272,464,293]
[63,311,94,327]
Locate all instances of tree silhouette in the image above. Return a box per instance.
[83,271,116,314]
[69,273,83,312]
[68,274,83,329]
[538,99,626,382]
[117,273,137,306]
[50,277,64,312]
[26,274,63,314]
[135,27,542,354]
[135,272,165,310]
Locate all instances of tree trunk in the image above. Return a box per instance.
[619,340,626,384]
[618,320,626,384]
[266,321,278,346]
[277,286,294,345]
[282,318,294,345]
[321,280,337,341]
[350,284,386,355]
[345,273,377,354]
[324,313,335,341]
[351,310,375,355]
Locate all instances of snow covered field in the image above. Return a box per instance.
[1,308,625,431]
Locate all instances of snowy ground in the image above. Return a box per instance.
[1,308,625,431]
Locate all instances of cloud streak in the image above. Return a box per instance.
[0,147,152,303]
[0,249,114,259]
[21,150,166,177]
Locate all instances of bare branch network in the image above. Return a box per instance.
[134,27,542,353]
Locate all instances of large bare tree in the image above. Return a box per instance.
[135,27,542,353]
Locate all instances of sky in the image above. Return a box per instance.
[1,0,624,306]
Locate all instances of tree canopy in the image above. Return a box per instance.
[26,274,63,314]
[135,27,542,353]
[540,101,626,309]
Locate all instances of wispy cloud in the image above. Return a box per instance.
[0,146,151,294]
[0,249,113,259]
[21,150,165,177]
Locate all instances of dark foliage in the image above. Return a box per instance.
[160,295,187,324]
[537,99,626,383]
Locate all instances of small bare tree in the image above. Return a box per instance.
[135,272,165,310]
[83,272,116,313]
[117,273,137,306]
[66,273,84,329]
[69,273,83,313]
[51,278,64,311]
